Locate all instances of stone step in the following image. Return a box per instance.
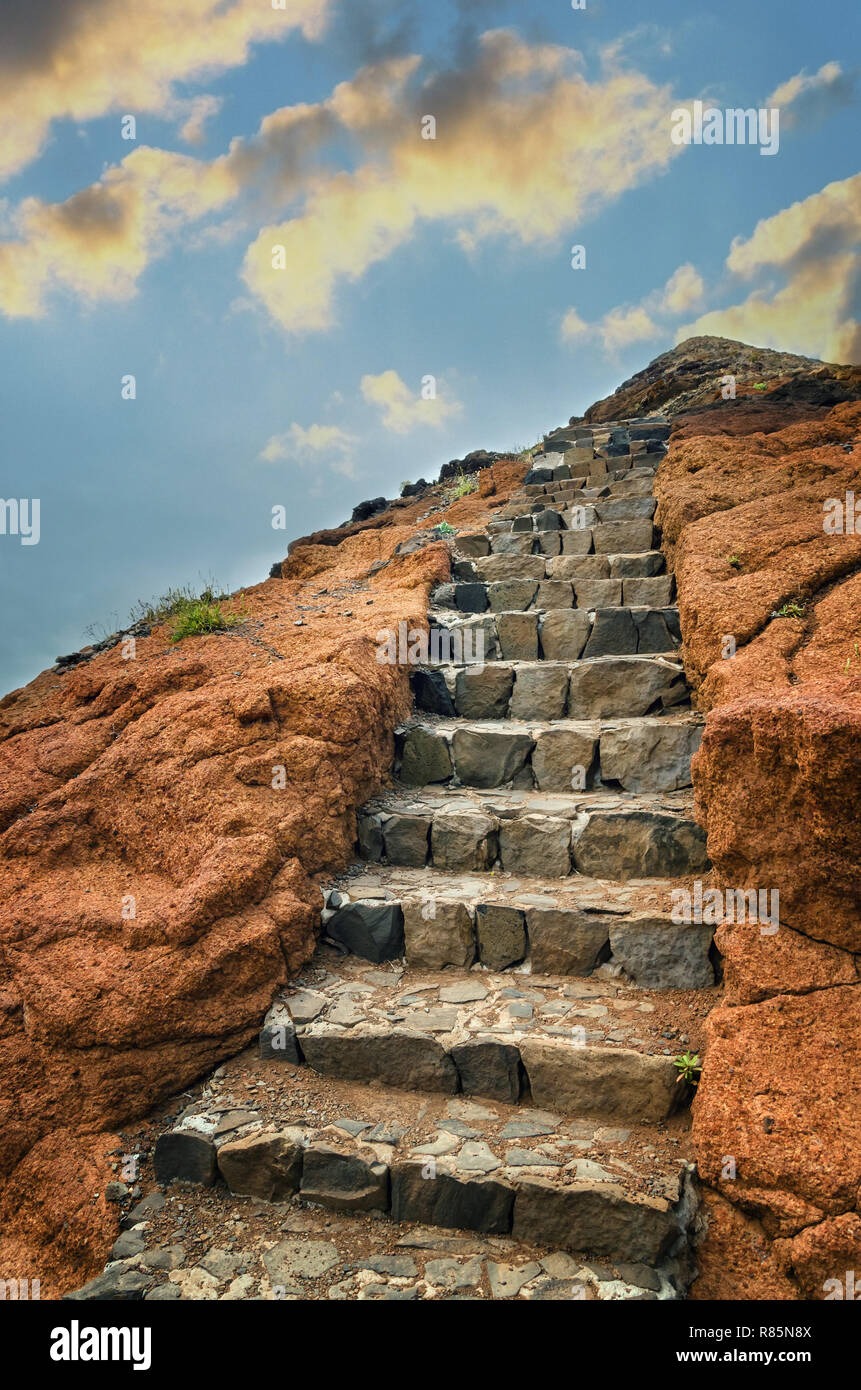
[322,866,715,987]
[524,446,666,486]
[525,460,659,485]
[501,497,658,526]
[434,573,675,615]
[452,553,667,584]
[431,606,680,660]
[410,655,688,721]
[139,1017,699,1290]
[519,471,657,502]
[491,510,657,542]
[519,479,658,508]
[357,787,709,880]
[489,519,658,557]
[396,715,702,794]
[70,1163,695,1300]
[251,951,707,1122]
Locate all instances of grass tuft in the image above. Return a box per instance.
[129,579,244,643]
[444,472,478,503]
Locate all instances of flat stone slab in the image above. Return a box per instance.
[361,786,708,881]
[324,864,715,988]
[259,940,711,1129]
[299,1025,459,1094]
[520,1040,679,1124]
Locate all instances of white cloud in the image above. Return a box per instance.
[0,0,334,183]
[259,422,357,477]
[241,30,687,334]
[360,369,461,433]
[680,175,861,363]
[560,307,589,342]
[767,61,856,129]
[660,262,705,314]
[561,262,703,352]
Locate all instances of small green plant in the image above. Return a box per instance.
[674,1052,702,1087]
[844,642,860,672]
[169,595,243,643]
[773,601,806,619]
[435,520,455,536]
[753,382,768,390]
[444,471,478,502]
[728,555,742,570]
[129,579,244,642]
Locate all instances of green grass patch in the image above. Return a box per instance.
[129,581,244,643]
[773,600,806,620]
[444,471,478,503]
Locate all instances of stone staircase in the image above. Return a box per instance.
[71,416,718,1303]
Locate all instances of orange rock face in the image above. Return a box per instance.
[648,365,861,1300]
[0,462,523,1294]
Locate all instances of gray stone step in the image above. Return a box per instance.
[456,552,667,583]
[489,511,658,543]
[144,999,699,1283]
[519,477,657,507]
[410,655,688,721]
[321,870,714,987]
[71,981,700,1301]
[526,459,659,483]
[396,715,702,794]
[525,444,665,486]
[432,575,676,615]
[519,480,657,505]
[256,953,705,1121]
[501,497,658,526]
[357,787,709,881]
[489,518,658,557]
[430,606,680,661]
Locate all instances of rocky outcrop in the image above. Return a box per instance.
[0,460,523,1294]
[576,334,860,427]
[591,336,861,1300]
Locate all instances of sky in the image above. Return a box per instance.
[0,0,859,692]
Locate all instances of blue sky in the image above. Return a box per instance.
[0,0,858,691]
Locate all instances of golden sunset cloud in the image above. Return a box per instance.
[561,263,704,351]
[241,31,686,333]
[681,175,861,362]
[0,0,332,182]
[0,147,237,316]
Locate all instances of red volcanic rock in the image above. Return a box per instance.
[580,334,860,425]
[579,339,861,1300]
[654,403,861,702]
[690,1191,799,1301]
[774,1212,861,1300]
[693,690,861,950]
[694,988,860,1231]
[717,919,858,1007]
[0,460,525,1293]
